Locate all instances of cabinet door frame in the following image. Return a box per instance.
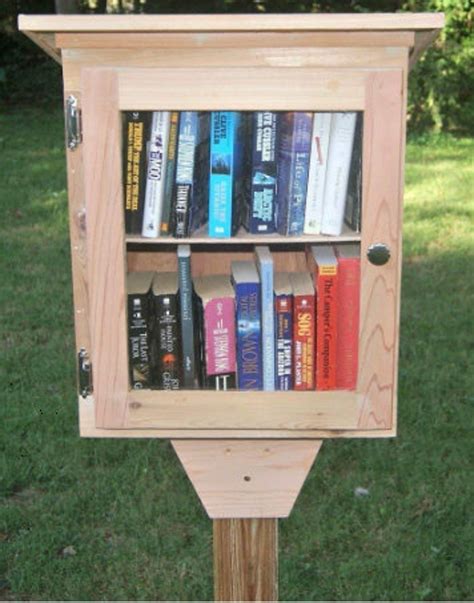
[80,65,404,436]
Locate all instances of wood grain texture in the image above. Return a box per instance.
[18,13,445,33]
[81,68,129,429]
[117,67,367,111]
[357,69,404,431]
[214,519,278,601]
[173,440,321,518]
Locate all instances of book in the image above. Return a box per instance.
[231,261,262,390]
[188,112,211,236]
[335,244,360,390]
[141,111,171,238]
[177,245,198,388]
[344,112,363,233]
[255,246,275,391]
[171,111,200,238]
[160,110,179,236]
[320,112,357,236]
[308,245,338,390]
[274,272,293,391]
[304,112,333,235]
[248,111,279,234]
[126,271,154,389]
[194,275,237,390]
[150,272,181,390]
[209,111,246,238]
[276,111,313,235]
[289,272,315,391]
[122,111,150,234]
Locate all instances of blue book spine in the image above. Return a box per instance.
[276,112,313,235]
[275,294,293,391]
[249,112,278,234]
[209,112,237,238]
[256,252,275,391]
[235,282,262,390]
[173,112,199,238]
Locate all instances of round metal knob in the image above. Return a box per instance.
[367,243,390,266]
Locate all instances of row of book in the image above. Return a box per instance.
[127,244,360,391]
[123,110,362,239]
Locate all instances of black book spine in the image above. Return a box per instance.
[127,290,151,389]
[123,111,150,235]
[344,112,363,232]
[178,245,197,388]
[188,111,211,235]
[232,112,252,235]
[154,293,181,390]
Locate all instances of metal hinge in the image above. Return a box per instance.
[66,95,82,150]
[78,348,93,398]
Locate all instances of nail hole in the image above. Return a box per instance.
[264,448,271,453]
[243,475,251,482]
[225,448,231,454]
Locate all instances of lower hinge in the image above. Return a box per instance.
[78,348,93,398]
[66,95,82,150]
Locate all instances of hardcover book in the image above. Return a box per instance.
[255,246,275,391]
[308,245,338,390]
[274,272,293,391]
[160,111,179,236]
[304,112,333,235]
[231,261,262,391]
[335,244,360,390]
[289,271,315,391]
[141,111,171,238]
[344,112,363,233]
[194,275,237,390]
[150,271,181,390]
[248,111,279,234]
[122,111,150,234]
[177,245,198,388]
[320,112,357,236]
[126,271,154,389]
[276,111,313,235]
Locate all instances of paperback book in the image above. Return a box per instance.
[344,112,363,233]
[160,111,179,236]
[127,271,154,389]
[274,272,293,391]
[255,246,275,391]
[123,111,150,234]
[289,271,315,390]
[178,245,198,388]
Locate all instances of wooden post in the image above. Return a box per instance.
[214,518,278,602]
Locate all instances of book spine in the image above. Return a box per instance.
[275,294,293,391]
[304,112,332,235]
[160,111,179,236]
[141,111,170,238]
[276,112,313,236]
[178,246,197,388]
[336,256,360,390]
[172,112,199,238]
[154,293,181,390]
[235,283,262,390]
[257,257,275,391]
[204,373,236,391]
[231,112,251,235]
[249,111,278,234]
[123,111,149,235]
[293,293,315,390]
[209,111,235,238]
[344,113,363,233]
[127,291,151,389]
[315,268,338,390]
[321,112,357,236]
[188,112,211,235]
[204,297,236,377]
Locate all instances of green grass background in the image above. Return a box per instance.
[0,108,473,601]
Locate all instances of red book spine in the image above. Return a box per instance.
[336,256,360,389]
[293,294,315,390]
[315,270,338,390]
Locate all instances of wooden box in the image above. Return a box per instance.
[20,13,444,440]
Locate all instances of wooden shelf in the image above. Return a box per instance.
[126,225,361,246]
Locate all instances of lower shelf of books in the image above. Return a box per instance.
[127,241,360,394]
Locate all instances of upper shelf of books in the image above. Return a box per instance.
[124,110,362,244]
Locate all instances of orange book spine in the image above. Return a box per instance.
[293,293,315,390]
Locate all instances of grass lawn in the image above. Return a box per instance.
[0,107,473,601]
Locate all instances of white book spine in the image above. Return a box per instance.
[320,112,357,236]
[304,112,332,234]
[141,111,171,238]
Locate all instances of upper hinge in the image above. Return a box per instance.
[78,348,93,398]
[66,95,82,150]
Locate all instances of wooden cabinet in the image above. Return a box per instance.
[20,13,444,440]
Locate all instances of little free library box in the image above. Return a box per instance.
[20,14,443,596]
